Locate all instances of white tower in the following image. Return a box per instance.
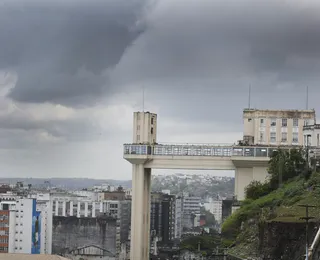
[129,111,157,260]
[133,111,157,144]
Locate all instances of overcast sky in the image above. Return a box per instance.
[1,0,320,180]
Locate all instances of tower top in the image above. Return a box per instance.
[133,112,157,144]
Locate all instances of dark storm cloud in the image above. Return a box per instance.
[0,0,149,105]
[113,0,320,86]
[109,0,320,125]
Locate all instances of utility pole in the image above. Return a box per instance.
[298,204,316,260]
[278,151,283,188]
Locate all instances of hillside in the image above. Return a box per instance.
[151,174,234,198]
[222,172,320,260]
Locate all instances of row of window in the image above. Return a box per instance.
[259,118,308,127]
[0,247,8,252]
[259,132,299,143]
[0,237,8,243]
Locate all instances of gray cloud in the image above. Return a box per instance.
[1,0,320,179]
[0,0,148,105]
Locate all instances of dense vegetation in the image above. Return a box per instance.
[221,148,320,258]
[180,229,221,255]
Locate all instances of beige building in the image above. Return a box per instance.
[133,111,157,144]
[243,109,316,146]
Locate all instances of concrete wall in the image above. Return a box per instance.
[52,216,117,255]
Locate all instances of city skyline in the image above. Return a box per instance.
[0,0,320,179]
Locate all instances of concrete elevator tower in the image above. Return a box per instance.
[130,111,157,260]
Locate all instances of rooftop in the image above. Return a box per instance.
[0,254,70,260]
[243,108,315,113]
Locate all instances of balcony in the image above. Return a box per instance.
[303,124,320,131]
[123,144,300,158]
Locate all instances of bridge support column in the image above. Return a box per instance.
[235,166,268,200]
[130,164,151,260]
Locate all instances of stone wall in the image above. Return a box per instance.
[259,221,319,260]
[52,215,117,255]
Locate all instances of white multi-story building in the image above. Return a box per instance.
[243,108,316,146]
[0,197,52,255]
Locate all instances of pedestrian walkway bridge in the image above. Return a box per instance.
[124,143,296,158]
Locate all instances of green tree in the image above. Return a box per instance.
[245,180,271,200]
[200,207,217,227]
[268,148,306,188]
[180,234,220,252]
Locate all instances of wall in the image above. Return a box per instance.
[52,216,117,255]
[259,221,318,260]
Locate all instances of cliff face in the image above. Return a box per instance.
[259,221,318,260]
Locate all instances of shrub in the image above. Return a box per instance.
[245,180,272,200]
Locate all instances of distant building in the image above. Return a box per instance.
[0,197,52,255]
[150,193,176,244]
[181,196,201,229]
[203,199,222,224]
[303,124,320,147]
[243,108,316,146]
[174,197,182,239]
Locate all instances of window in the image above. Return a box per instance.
[281,132,287,142]
[137,125,140,131]
[137,135,140,142]
[151,117,154,124]
[270,132,276,143]
[282,118,287,127]
[259,132,265,142]
[292,133,298,143]
[293,118,299,127]
[270,118,276,126]
[260,118,265,126]
[151,127,153,134]
[304,119,309,126]
[317,134,319,146]
[248,118,252,122]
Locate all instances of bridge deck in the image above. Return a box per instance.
[123,144,303,158]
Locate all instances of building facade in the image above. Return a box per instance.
[243,109,316,146]
[150,193,176,244]
[0,197,52,255]
[181,196,201,229]
[303,124,320,147]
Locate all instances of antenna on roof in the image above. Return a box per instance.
[142,85,145,112]
[306,86,309,110]
[248,85,251,109]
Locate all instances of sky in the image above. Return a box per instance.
[1,0,320,180]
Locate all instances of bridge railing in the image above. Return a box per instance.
[123,144,308,157]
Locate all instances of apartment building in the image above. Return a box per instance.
[243,109,316,146]
[181,196,201,229]
[0,197,52,255]
[150,193,176,244]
